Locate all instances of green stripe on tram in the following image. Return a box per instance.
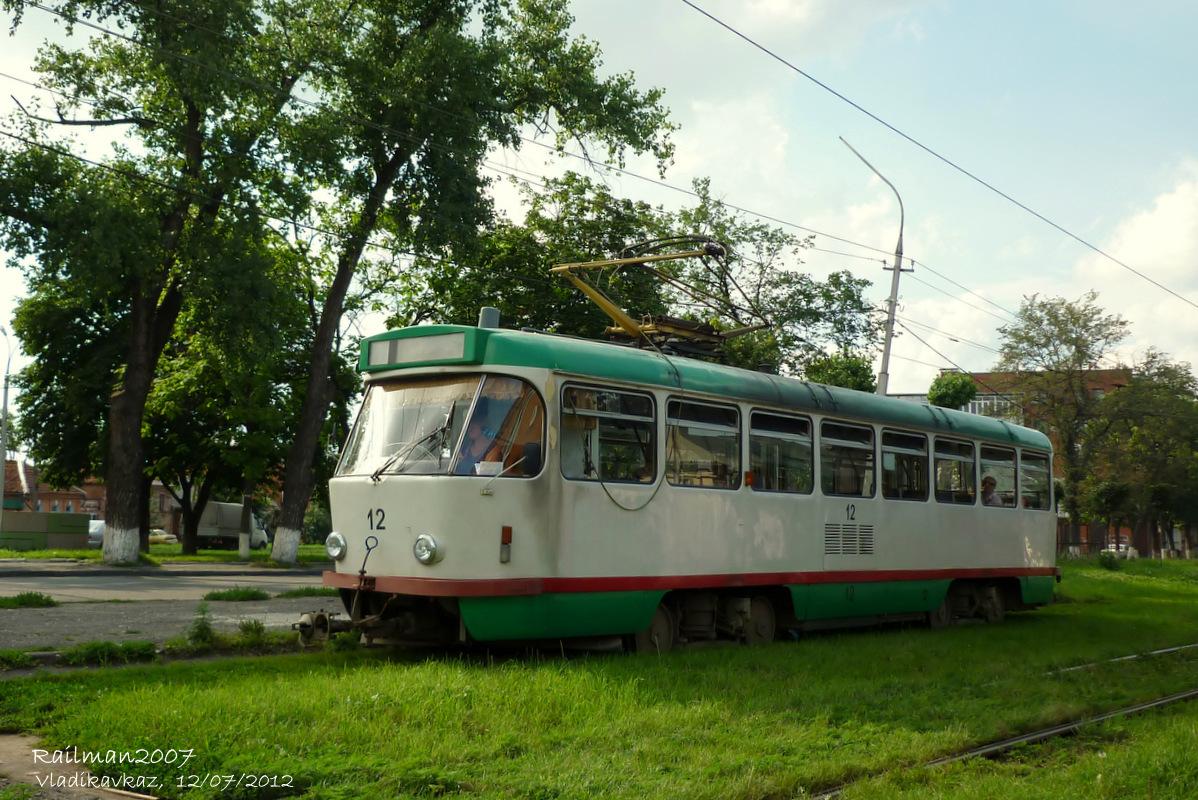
[362,325,1052,451]
[1021,575,1056,605]
[792,580,950,620]
[459,591,664,641]
[458,576,1051,640]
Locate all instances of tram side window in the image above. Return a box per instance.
[561,386,655,482]
[820,421,875,498]
[1021,451,1052,510]
[934,439,976,504]
[980,445,1017,508]
[881,430,929,501]
[749,412,813,493]
[667,400,740,489]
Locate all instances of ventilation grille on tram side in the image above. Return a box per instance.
[824,524,876,556]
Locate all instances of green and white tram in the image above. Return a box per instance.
[314,322,1058,650]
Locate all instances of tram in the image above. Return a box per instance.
[306,317,1058,651]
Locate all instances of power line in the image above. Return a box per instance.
[903,271,1012,324]
[7,0,1107,375]
[678,0,1198,314]
[892,314,1001,354]
[12,1,904,270]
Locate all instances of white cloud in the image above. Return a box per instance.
[1073,161,1198,370]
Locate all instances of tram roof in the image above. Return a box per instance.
[361,325,1052,452]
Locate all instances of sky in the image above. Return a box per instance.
[3,1,1198,397]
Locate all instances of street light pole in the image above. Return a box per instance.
[0,326,13,538]
[840,138,905,397]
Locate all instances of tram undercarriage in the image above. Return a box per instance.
[296,578,1031,652]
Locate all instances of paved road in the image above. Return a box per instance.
[0,559,329,602]
[0,559,339,652]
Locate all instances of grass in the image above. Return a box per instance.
[275,586,340,599]
[0,648,36,669]
[202,586,272,602]
[4,558,1198,799]
[0,591,59,609]
[56,640,158,667]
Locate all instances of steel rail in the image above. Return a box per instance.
[811,686,1198,799]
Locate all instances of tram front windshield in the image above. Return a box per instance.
[337,375,543,478]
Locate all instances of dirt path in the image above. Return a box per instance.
[0,734,148,800]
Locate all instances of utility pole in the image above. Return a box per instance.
[840,138,905,396]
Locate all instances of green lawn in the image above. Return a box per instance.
[4,558,1198,799]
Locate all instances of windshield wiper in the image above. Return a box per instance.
[369,405,456,482]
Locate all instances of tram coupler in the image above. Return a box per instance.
[294,609,353,645]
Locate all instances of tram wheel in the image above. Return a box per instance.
[928,597,952,628]
[980,586,1005,623]
[633,604,676,653]
[744,596,776,645]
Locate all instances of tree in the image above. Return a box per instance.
[382,172,672,334]
[804,351,877,393]
[384,172,882,391]
[1084,352,1198,556]
[0,0,672,564]
[666,179,881,379]
[267,0,675,563]
[1,0,336,562]
[927,371,978,409]
[1081,479,1131,553]
[995,291,1129,544]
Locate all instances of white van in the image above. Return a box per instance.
[196,502,270,549]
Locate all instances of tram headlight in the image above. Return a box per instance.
[413,533,443,565]
[325,531,347,561]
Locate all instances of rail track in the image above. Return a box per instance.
[811,686,1198,799]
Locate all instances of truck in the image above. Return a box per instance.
[196,501,270,550]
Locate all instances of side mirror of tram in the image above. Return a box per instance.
[521,443,543,477]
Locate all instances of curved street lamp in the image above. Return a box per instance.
[840,138,905,396]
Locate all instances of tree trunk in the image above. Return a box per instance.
[271,257,351,564]
[102,296,158,564]
[271,148,411,564]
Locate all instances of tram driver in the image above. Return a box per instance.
[455,417,502,475]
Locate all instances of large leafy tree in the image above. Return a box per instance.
[995,291,1129,542]
[0,0,673,564]
[1084,352,1198,555]
[0,0,334,562]
[383,172,671,333]
[266,0,674,563]
[390,173,881,391]
[666,179,881,380]
[927,371,978,409]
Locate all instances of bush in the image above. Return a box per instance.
[237,619,268,647]
[56,640,156,667]
[326,631,361,653]
[1098,551,1123,571]
[188,602,216,648]
[0,591,60,609]
[0,648,36,669]
[302,500,333,544]
[203,587,271,602]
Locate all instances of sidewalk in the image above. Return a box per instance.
[0,557,330,579]
[0,558,332,605]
